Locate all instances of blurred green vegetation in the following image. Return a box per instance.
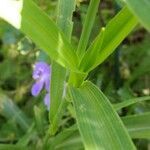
[0,0,149,149]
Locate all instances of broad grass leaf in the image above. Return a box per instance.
[69,81,135,150]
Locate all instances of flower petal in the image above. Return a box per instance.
[44,93,50,110]
[32,61,51,80]
[31,80,44,96]
[45,78,50,92]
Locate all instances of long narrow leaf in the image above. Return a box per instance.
[114,96,150,111]
[69,81,135,150]
[122,113,150,139]
[77,0,100,59]
[79,28,105,72]
[49,0,76,134]
[79,6,138,72]
[48,125,83,150]
[0,0,78,70]
[0,93,31,132]
[56,0,76,39]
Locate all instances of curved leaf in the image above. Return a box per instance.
[0,0,78,70]
[123,0,150,31]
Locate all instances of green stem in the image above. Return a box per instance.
[68,71,87,87]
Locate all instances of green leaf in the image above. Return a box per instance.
[17,123,36,147]
[77,0,101,59]
[0,93,31,132]
[49,0,76,134]
[79,6,138,72]
[0,0,78,70]
[122,112,150,139]
[79,28,105,72]
[49,99,68,135]
[69,81,135,150]
[123,0,150,31]
[56,0,76,39]
[114,96,150,110]
[48,125,83,150]
[55,133,83,150]
[34,106,45,135]
[0,144,26,150]
[50,62,66,128]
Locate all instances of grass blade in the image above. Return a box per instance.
[77,0,100,59]
[79,6,138,72]
[0,93,31,132]
[49,0,76,134]
[114,96,150,111]
[122,112,150,139]
[79,28,105,72]
[56,0,76,39]
[0,0,78,70]
[69,81,135,150]
[48,125,83,150]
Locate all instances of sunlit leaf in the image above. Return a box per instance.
[0,0,78,70]
[79,6,138,72]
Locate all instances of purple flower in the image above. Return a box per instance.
[44,93,50,110]
[31,61,51,110]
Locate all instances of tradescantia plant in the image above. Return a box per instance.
[0,0,150,149]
